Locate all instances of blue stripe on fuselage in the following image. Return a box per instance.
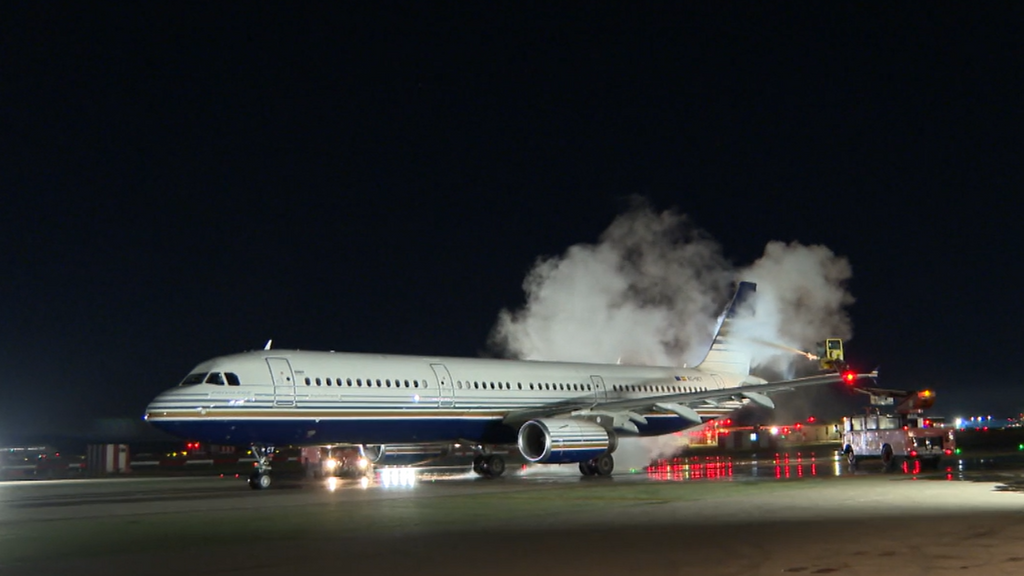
[148,413,695,446]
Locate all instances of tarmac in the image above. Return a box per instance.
[4,454,1024,575]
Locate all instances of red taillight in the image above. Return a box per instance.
[910,450,918,458]
[944,449,953,455]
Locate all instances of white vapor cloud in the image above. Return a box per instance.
[489,200,855,464]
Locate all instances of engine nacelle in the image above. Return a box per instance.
[517,418,616,464]
[361,443,453,466]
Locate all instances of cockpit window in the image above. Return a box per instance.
[205,372,225,385]
[225,372,241,386]
[179,373,208,386]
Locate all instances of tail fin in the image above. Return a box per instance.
[694,281,756,375]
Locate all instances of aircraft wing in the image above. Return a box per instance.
[502,370,878,431]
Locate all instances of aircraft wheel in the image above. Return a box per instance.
[485,455,505,478]
[579,461,596,476]
[249,472,271,490]
[594,454,614,476]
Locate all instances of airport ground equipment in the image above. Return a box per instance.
[816,339,847,372]
[841,386,954,471]
[301,446,372,479]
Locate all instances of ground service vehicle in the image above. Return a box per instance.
[841,388,955,471]
[300,446,371,479]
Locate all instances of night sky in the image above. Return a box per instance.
[3,5,1022,438]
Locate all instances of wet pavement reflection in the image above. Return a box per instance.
[645,452,828,482]
[642,451,1024,483]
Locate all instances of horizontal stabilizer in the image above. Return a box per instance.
[654,402,702,423]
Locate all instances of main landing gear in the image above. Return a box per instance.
[249,444,274,490]
[472,454,506,479]
[579,454,614,477]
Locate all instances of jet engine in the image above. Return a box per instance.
[517,418,616,464]
[361,443,453,467]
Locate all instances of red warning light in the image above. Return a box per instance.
[842,371,856,385]
[807,416,816,423]
[724,418,732,426]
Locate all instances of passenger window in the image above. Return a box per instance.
[326,378,332,386]
[305,377,312,386]
[315,378,322,386]
[347,378,353,387]
[518,383,522,390]
[356,379,362,387]
[376,379,382,387]
[386,379,391,388]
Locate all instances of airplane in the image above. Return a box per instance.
[144,281,875,489]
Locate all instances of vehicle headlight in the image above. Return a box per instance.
[325,458,338,470]
[357,457,369,469]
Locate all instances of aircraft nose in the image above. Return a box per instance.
[144,388,191,419]
[144,390,171,419]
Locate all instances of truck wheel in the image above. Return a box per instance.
[845,446,857,469]
[881,445,895,472]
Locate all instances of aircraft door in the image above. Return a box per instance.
[590,375,608,403]
[430,363,455,408]
[267,357,296,407]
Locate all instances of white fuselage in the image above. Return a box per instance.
[145,350,746,447]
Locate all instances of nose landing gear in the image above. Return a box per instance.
[248,444,274,490]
